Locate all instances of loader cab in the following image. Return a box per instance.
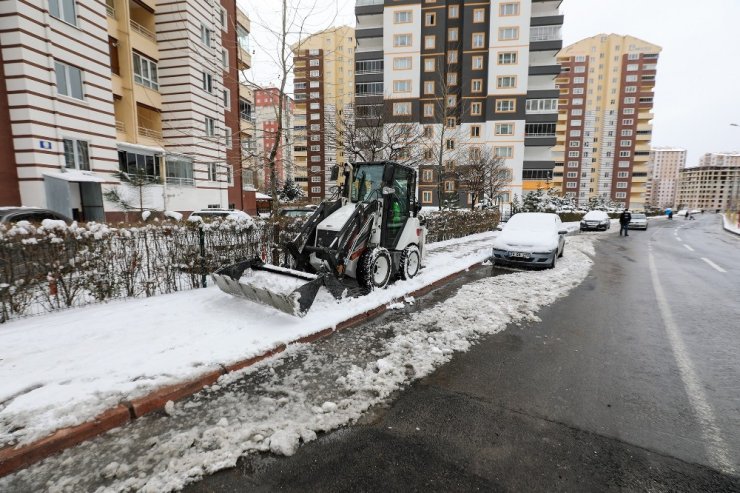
[350,162,417,249]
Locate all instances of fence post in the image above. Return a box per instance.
[199,225,207,288]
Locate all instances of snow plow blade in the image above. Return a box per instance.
[211,259,344,317]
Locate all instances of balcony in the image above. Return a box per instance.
[115,120,125,132]
[130,19,155,41]
[529,65,561,76]
[138,126,162,140]
[238,47,252,70]
[106,0,115,18]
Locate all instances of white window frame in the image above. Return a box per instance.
[62,138,90,170]
[54,61,84,100]
[205,117,216,137]
[133,52,159,90]
[49,0,77,25]
[201,24,213,48]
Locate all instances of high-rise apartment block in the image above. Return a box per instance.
[252,88,294,191]
[677,152,740,211]
[553,34,660,209]
[646,147,685,209]
[355,0,563,209]
[0,0,253,220]
[292,26,355,202]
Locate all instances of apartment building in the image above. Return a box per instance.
[253,87,294,191]
[553,34,661,209]
[0,0,251,220]
[355,0,563,209]
[677,155,740,211]
[292,26,355,202]
[645,147,685,209]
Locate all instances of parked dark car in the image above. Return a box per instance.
[0,207,71,224]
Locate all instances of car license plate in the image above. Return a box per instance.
[509,251,530,258]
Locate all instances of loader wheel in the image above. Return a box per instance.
[359,247,392,290]
[399,245,421,280]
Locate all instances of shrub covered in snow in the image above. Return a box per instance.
[0,209,497,322]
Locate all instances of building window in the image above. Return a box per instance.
[574,66,586,73]
[424,80,434,94]
[207,162,218,181]
[205,117,216,137]
[499,27,519,40]
[468,126,480,138]
[473,8,485,23]
[133,53,159,90]
[309,70,320,77]
[619,150,631,157]
[497,76,516,88]
[424,35,436,49]
[394,34,412,47]
[621,129,633,136]
[446,117,456,128]
[624,97,636,104]
[471,102,482,115]
[446,95,457,108]
[620,140,632,147]
[393,57,411,70]
[393,102,412,115]
[494,146,513,158]
[223,88,230,107]
[424,58,435,72]
[200,24,213,47]
[567,161,579,168]
[495,123,514,135]
[470,147,481,160]
[495,99,515,112]
[615,192,626,199]
[573,87,584,95]
[472,56,484,70]
[568,151,580,157]
[617,171,629,178]
[447,51,458,63]
[423,103,434,117]
[622,119,634,125]
[444,180,455,192]
[448,5,459,18]
[616,182,628,189]
[446,139,455,150]
[627,64,638,71]
[49,0,77,25]
[393,80,411,93]
[447,72,457,85]
[499,2,520,16]
[625,86,637,93]
[566,172,578,178]
[623,108,635,115]
[202,71,213,92]
[63,138,89,170]
[448,28,458,42]
[224,128,232,148]
[498,52,517,65]
[471,79,483,93]
[425,12,436,26]
[472,33,485,49]
[54,61,84,100]
[394,11,412,23]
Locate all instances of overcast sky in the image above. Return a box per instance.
[238,0,740,165]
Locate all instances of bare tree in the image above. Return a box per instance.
[456,148,510,210]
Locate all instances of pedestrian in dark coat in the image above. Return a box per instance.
[619,209,632,236]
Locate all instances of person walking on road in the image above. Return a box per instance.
[619,209,632,236]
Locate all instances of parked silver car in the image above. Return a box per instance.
[628,213,648,230]
[491,213,567,269]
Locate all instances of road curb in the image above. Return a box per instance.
[0,261,486,478]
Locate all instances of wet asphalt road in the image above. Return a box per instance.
[186,214,740,492]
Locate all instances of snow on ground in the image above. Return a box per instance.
[0,231,497,448]
[722,213,740,235]
[0,233,596,493]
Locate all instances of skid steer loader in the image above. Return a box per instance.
[212,161,427,317]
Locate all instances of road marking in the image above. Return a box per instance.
[648,247,736,474]
[701,257,726,273]
[683,244,694,252]
[676,236,682,242]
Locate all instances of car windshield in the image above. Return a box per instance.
[584,211,607,220]
[631,214,646,219]
[351,164,385,203]
[282,210,310,217]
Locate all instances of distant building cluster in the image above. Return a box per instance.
[0,1,736,218]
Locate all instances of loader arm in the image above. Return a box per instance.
[285,199,342,272]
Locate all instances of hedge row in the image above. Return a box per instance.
[0,210,498,322]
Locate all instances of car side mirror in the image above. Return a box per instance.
[558,229,568,235]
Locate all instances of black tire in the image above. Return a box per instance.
[549,252,557,269]
[358,247,392,290]
[558,244,564,258]
[399,245,421,280]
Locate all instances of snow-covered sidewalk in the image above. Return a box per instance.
[0,231,496,448]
